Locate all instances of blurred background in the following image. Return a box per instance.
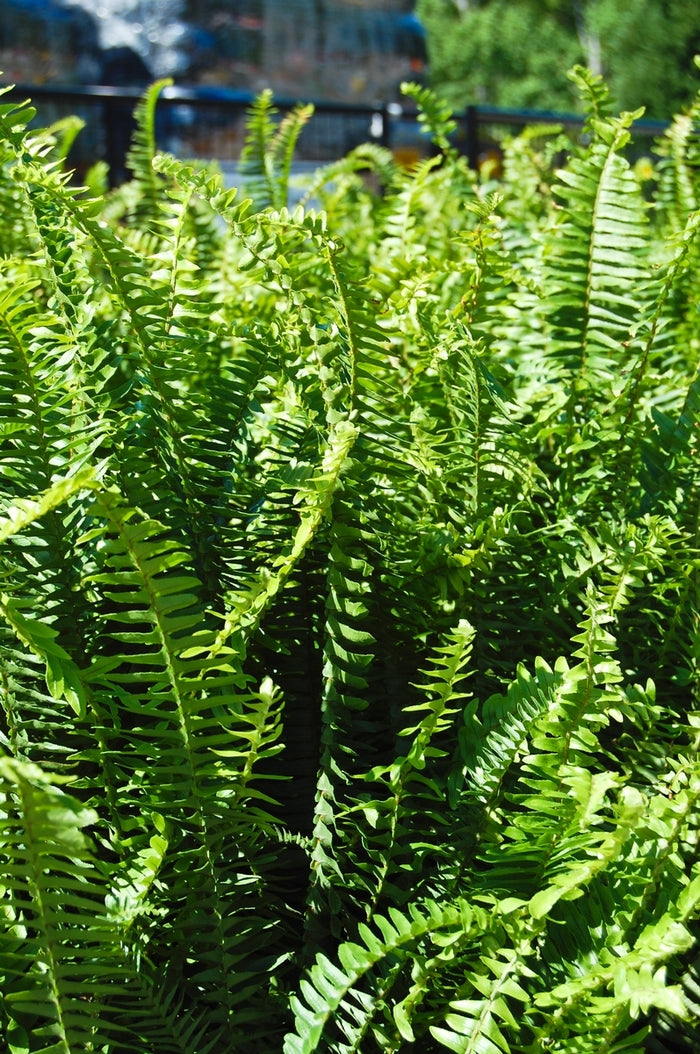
[0,0,697,180]
[0,0,427,102]
[0,0,430,177]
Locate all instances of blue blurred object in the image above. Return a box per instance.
[3,0,84,21]
[1,0,98,40]
[0,0,100,81]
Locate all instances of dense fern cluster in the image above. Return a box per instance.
[0,69,699,1052]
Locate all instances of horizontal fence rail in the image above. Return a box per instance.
[3,82,671,186]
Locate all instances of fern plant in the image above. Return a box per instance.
[0,74,699,1053]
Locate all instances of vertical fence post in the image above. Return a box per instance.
[464,104,479,171]
[103,93,137,187]
[103,97,119,188]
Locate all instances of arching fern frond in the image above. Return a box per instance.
[400,81,458,161]
[339,620,475,919]
[269,102,315,210]
[298,142,397,210]
[238,89,279,212]
[286,898,491,1054]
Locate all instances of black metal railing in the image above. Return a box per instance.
[3,82,670,185]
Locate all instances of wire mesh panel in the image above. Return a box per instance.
[0,0,426,102]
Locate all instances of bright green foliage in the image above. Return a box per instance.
[0,76,699,1053]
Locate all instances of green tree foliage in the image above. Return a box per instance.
[417,0,700,118]
[416,0,581,111]
[0,72,700,1052]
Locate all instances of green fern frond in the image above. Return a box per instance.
[239,89,279,211]
[124,78,174,213]
[653,80,700,233]
[452,655,559,823]
[269,102,315,210]
[302,515,377,948]
[35,114,85,167]
[435,323,533,514]
[0,755,122,1054]
[373,153,472,303]
[544,116,649,384]
[0,84,37,149]
[534,96,653,505]
[286,898,490,1054]
[299,142,397,210]
[600,210,700,513]
[648,946,700,1054]
[401,81,457,160]
[568,64,617,132]
[640,334,700,526]
[0,756,236,1054]
[0,64,698,1054]
[339,620,475,917]
[75,488,295,1035]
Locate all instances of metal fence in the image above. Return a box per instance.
[3,82,670,186]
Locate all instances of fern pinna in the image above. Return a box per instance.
[0,73,699,1053]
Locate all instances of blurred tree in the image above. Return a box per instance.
[416,0,700,117]
[589,0,700,117]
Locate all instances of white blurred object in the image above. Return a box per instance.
[66,0,190,79]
